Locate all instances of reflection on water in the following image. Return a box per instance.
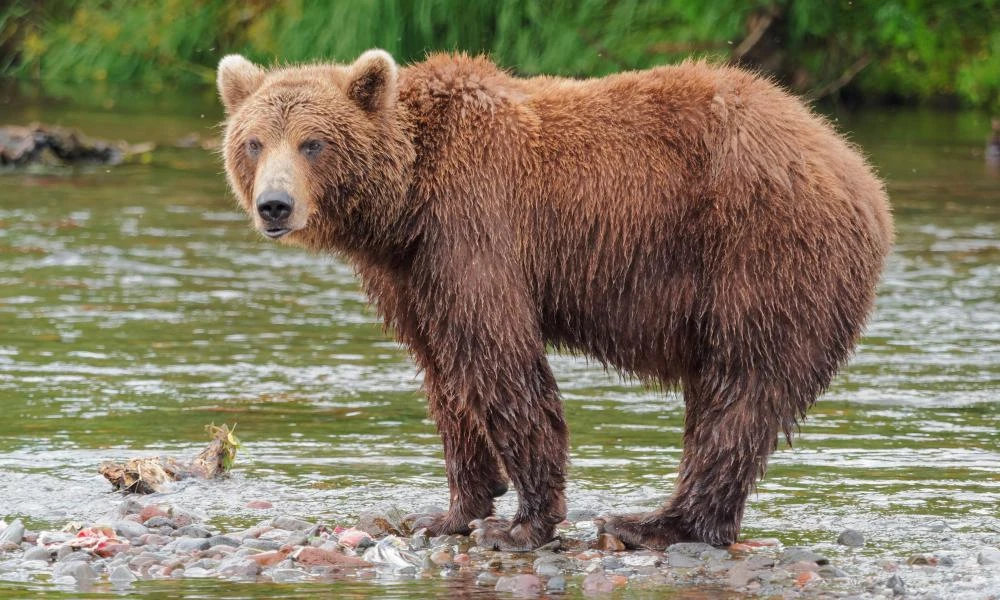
[0,94,998,597]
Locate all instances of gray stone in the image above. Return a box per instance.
[58,550,92,563]
[886,574,906,596]
[621,553,661,568]
[113,520,149,540]
[546,574,567,592]
[206,535,241,548]
[23,546,54,562]
[601,556,624,570]
[667,542,716,556]
[283,532,309,547]
[535,562,563,577]
[475,571,499,587]
[668,553,703,568]
[242,538,283,551]
[172,537,211,553]
[53,560,98,582]
[780,547,829,565]
[271,568,308,583]
[939,555,955,567]
[173,524,212,538]
[819,565,849,579]
[217,557,261,579]
[109,565,137,583]
[183,567,214,578]
[143,516,176,529]
[978,548,1000,565]
[837,528,865,547]
[0,519,25,550]
[495,574,542,595]
[356,506,407,537]
[271,516,315,531]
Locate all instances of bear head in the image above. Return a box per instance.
[217,50,414,254]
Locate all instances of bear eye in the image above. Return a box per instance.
[246,137,262,157]
[300,139,324,159]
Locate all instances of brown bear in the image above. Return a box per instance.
[217,50,893,551]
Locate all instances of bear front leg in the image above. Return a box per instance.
[408,384,509,535]
[469,355,569,552]
[598,373,781,548]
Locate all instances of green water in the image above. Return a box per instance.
[0,88,998,598]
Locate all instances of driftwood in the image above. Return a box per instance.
[99,424,240,494]
[0,123,154,167]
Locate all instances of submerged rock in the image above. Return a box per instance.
[837,528,865,547]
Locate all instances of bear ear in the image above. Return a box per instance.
[217,55,265,114]
[346,49,398,113]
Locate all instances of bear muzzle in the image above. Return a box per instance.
[255,189,294,239]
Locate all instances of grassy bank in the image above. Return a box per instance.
[1,0,998,110]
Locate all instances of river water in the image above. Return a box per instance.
[0,88,998,598]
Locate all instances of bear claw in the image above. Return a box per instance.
[470,517,555,552]
[595,513,689,550]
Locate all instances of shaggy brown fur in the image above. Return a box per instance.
[217,50,893,551]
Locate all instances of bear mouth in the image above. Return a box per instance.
[263,227,291,240]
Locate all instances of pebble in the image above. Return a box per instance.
[0,519,25,550]
[837,528,865,547]
[206,535,241,548]
[583,569,616,593]
[242,538,283,551]
[886,574,906,596]
[271,516,315,532]
[217,557,261,579]
[143,516,176,529]
[780,547,829,565]
[109,564,137,583]
[113,520,149,540]
[978,548,1000,565]
[495,574,542,595]
[173,524,213,538]
[53,560,97,582]
[172,537,211,553]
[23,546,54,562]
[546,574,567,592]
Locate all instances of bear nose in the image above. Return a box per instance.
[256,190,293,223]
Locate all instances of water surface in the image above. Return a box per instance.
[0,90,998,597]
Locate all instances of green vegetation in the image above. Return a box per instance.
[1,0,998,110]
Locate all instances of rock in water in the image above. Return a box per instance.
[837,528,865,547]
[0,124,154,167]
[978,548,1000,565]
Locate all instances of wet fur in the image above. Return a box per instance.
[219,52,893,550]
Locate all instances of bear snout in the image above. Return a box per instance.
[255,190,294,238]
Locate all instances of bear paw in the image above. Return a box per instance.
[406,509,482,536]
[594,512,690,550]
[470,517,556,552]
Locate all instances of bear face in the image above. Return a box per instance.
[218,51,414,254]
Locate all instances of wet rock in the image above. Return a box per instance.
[668,542,716,556]
[668,553,703,568]
[95,542,130,558]
[819,565,849,579]
[173,524,212,538]
[728,562,761,588]
[495,574,542,595]
[621,553,662,568]
[547,574,567,592]
[583,569,615,593]
[362,536,422,571]
[245,500,273,510]
[58,549,93,563]
[23,546,54,562]
[139,505,169,523]
[206,535,241,548]
[217,557,261,579]
[283,532,309,547]
[596,533,625,552]
[535,561,564,577]
[109,564,137,583]
[476,571,499,586]
[938,555,955,567]
[292,546,370,568]
[53,560,98,582]
[429,549,453,566]
[242,538,283,551]
[0,519,25,550]
[601,556,624,570]
[272,568,308,583]
[338,529,374,550]
[172,537,211,553]
[248,548,292,568]
[271,515,315,532]
[143,516,176,529]
[356,506,407,537]
[113,520,149,540]
[779,547,828,565]
[978,548,1000,565]
[795,571,823,587]
[886,574,906,596]
[837,528,865,547]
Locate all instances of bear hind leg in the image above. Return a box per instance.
[599,370,787,548]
